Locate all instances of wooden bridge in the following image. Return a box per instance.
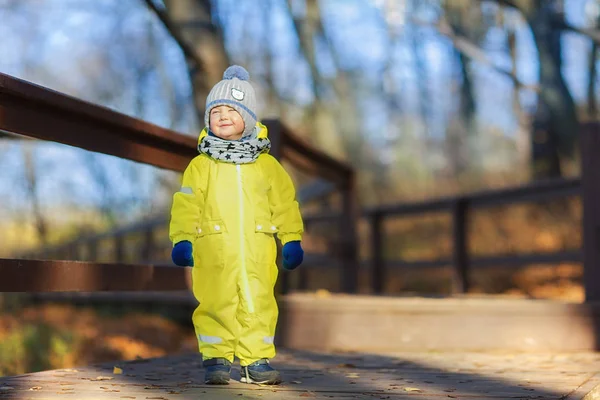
[3,72,600,399]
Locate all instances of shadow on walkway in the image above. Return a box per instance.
[2,347,597,399]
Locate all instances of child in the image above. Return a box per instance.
[169,65,304,385]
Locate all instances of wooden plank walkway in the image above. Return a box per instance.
[1,349,600,399]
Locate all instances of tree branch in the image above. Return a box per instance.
[475,0,520,11]
[477,0,600,44]
[413,17,539,92]
[560,21,600,45]
[142,0,205,73]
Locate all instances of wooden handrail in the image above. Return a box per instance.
[0,73,359,294]
[364,177,581,217]
[3,72,594,299]
[0,73,198,172]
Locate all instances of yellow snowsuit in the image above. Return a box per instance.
[169,123,303,366]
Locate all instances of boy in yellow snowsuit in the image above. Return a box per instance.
[169,66,304,385]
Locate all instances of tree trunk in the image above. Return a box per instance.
[285,0,349,160]
[163,0,230,118]
[508,20,532,173]
[443,7,477,180]
[589,42,598,118]
[525,0,579,178]
[21,143,48,246]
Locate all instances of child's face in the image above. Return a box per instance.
[209,105,245,140]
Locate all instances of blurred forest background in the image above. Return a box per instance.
[2,0,597,256]
[0,0,598,374]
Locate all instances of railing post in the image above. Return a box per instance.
[142,228,154,263]
[298,220,310,291]
[265,119,283,160]
[452,198,469,293]
[340,172,359,293]
[265,119,290,295]
[115,235,124,263]
[87,240,97,261]
[371,212,384,294]
[67,243,78,260]
[581,122,600,302]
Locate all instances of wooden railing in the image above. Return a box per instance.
[0,72,359,294]
[365,177,581,294]
[3,71,600,301]
[363,124,600,301]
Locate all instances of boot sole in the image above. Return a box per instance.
[240,376,282,385]
[205,373,231,385]
[205,378,230,385]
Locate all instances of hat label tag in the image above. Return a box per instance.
[231,88,245,100]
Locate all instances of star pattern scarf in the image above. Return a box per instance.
[198,134,271,164]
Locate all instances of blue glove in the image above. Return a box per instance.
[282,241,304,270]
[171,240,194,266]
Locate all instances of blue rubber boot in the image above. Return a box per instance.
[240,359,282,385]
[203,358,231,385]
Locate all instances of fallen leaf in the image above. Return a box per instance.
[113,367,123,375]
[404,387,422,392]
[90,376,114,381]
[29,386,42,391]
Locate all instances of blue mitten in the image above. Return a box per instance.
[171,240,194,266]
[282,241,304,270]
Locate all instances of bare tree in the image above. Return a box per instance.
[21,143,48,246]
[285,0,363,163]
[160,0,230,117]
[587,2,600,118]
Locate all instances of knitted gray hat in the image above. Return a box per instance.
[204,65,257,138]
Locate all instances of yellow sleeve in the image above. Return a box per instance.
[265,155,304,245]
[169,157,206,245]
